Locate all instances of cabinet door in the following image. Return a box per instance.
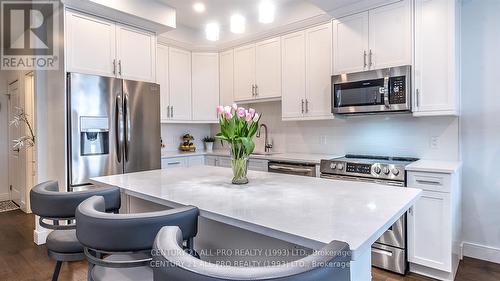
[408,190,452,272]
[234,44,256,102]
[368,0,411,70]
[220,50,234,106]
[168,47,192,121]
[192,52,219,121]
[414,0,458,115]
[332,12,369,75]
[116,25,156,82]
[157,44,169,122]
[305,23,333,118]
[217,156,232,168]
[281,31,306,119]
[188,156,205,167]
[65,10,116,77]
[255,37,281,99]
[161,157,188,169]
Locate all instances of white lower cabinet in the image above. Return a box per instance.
[161,155,205,169]
[205,155,268,172]
[407,169,461,281]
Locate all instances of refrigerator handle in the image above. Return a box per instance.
[124,93,131,162]
[115,95,122,163]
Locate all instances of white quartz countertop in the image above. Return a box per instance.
[162,150,340,164]
[405,159,462,174]
[91,166,420,259]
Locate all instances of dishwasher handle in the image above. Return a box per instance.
[269,165,314,173]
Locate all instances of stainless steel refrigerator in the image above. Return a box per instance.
[67,73,161,190]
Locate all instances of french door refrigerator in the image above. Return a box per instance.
[67,73,161,190]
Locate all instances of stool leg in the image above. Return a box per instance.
[52,261,62,281]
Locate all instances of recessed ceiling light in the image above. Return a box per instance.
[259,1,275,24]
[205,22,220,41]
[230,14,246,34]
[193,2,206,13]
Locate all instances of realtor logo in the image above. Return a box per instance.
[1,0,59,70]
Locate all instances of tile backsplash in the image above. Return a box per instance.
[161,123,212,152]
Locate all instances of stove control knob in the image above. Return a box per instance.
[392,168,400,176]
[373,166,381,174]
[337,163,344,170]
[383,167,390,175]
[330,163,337,169]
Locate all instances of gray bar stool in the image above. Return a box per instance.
[30,181,121,281]
[76,195,199,281]
[152,226,351,281]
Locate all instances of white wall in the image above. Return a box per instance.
[213,101,460,160]
[461,0,500,263]
[0,74,8,201]
[161,124,212,152]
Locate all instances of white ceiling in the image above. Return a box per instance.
[157,0,327,47]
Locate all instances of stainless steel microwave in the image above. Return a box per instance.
[332,65,411,114]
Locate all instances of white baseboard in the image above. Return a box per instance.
[34,228,51,245]
[462,241,500,264]
[0,193,9,201]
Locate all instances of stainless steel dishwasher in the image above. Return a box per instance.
[268,161,316,177]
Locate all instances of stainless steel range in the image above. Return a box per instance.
[320,154,418,275]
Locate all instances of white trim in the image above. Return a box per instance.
[462,241,500,264]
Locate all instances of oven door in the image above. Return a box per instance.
[333,78,388,114]
[377,214,406,249]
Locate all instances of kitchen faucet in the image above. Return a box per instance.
[256,124,273,153]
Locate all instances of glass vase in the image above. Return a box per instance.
[231,157,248,184]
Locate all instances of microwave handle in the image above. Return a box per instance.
[383,76,390,108]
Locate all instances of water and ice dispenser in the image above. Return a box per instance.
[80,117,109,156]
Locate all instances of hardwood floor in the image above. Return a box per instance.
[1,210,499,281]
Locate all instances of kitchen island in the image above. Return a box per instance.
[91,166,421,281]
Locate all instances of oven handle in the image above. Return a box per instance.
[372,247,394,257]
[320,174,405,187]
[269,165,314,173]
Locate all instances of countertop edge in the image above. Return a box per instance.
[405,160,462,174]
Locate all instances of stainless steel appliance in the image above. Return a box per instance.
[332,65,411,114]
[320,154,418,274]
[268,161,316,177]
[67,73,161,190]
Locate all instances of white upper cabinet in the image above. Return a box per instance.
[255,38,282,99]
[65,10,156,82]
[116,25,156,82]
[332,0,411,74]
[234,44,256,102]
[66,10,116,77]
[281,31,306,119]
[305,23,333,118]
[192,52,219,122]
[282,23,333,120]
[219,50,234,106]
[332,12,369,75]
[156,44,169,122]
[368,0,412,70]
[414,0,459,116]
[168,47,192,121]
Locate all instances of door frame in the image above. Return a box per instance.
[24,72,37,213]
[7,79,21,206]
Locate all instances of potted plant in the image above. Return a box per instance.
[202,136,215,152]
[216,104,260,184]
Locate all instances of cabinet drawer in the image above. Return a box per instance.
[407,171,451,193]
[161,157,188,169]
[248,159,269,172]
[205,156,217,166]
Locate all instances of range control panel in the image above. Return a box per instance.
[346,163,372,174]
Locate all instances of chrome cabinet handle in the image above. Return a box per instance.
[369,49,373,67]
[170,106,174,118]
[118,60,122,76]
[252,84,255,96]
[416,89,420,108]
[301,99,305,114]
[416,179,441,185]
[112,59,116,75]
[305,99,309,113]
[166,105,170,119]
[255,85,258,96]
[363,51,367,69]
[168,162,181,165]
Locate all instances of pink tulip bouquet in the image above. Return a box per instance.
[216,104,261,184]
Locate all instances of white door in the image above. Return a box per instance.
[414,0,458,115]
[233,44,256,102]
[192,52,219,121]
[332,12,369,75]
[65,10,116,77]
[168,47,192,121]
[157,44,170,122]
[255,37,281,99]
[116,25,156,82]
[8,81,22,206]
[408,190,452,271]
[368,0,412,70]
[219,50,234,106]
[305,23,333,118]
[281,31,306,119]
